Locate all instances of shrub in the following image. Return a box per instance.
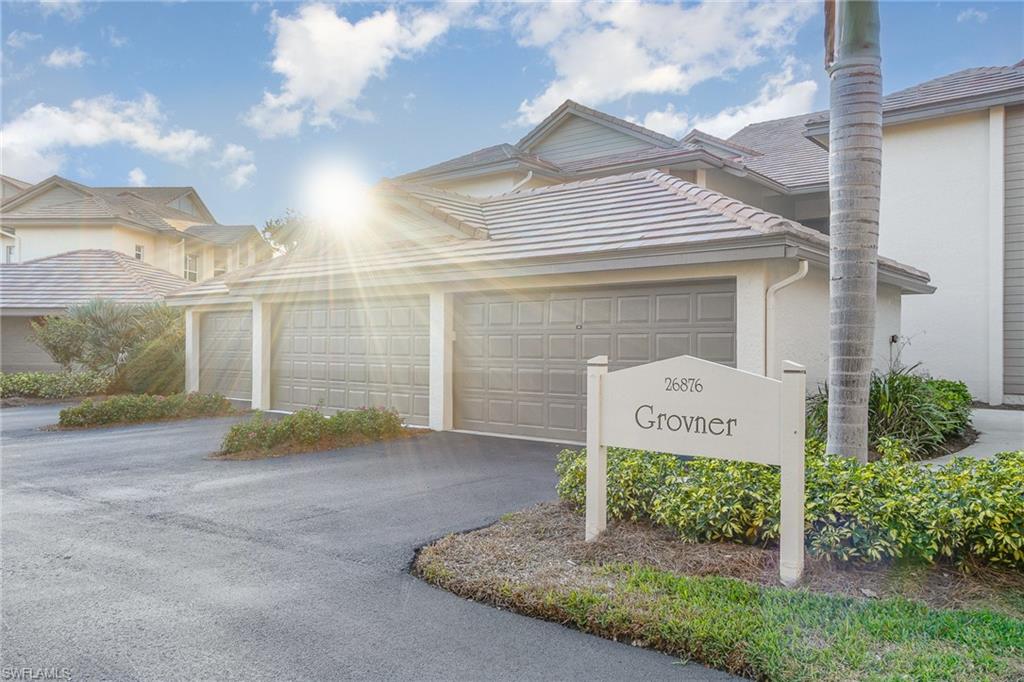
[58,392,233,427]
[122,325,185,395]
[556,445,1024,569]
[807,366,973,457]
[0,371,111,399]
[29,317,87,370]
[219,407,404,455]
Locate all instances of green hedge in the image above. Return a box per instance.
[556,443,1024,568]
[220,407,404,454]
[59,392,234,427]
[806,368,974,457]
[0,371,111,399]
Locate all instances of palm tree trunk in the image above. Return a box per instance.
[824,0,882,464]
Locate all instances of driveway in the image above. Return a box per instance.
[1,405,733,681]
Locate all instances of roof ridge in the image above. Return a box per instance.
[379,181,488,239]
[481,170,650,203]
[643,170,826,243]
[109,250,169,298]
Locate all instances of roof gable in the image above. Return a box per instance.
[517,100,681,154]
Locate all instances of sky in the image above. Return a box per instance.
[1,0,1021,227]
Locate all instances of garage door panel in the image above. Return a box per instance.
[454,281,736,441]
[199,310,252,402]
[271,297,429,425]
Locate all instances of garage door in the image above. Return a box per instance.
[454,281,736,442]
[199,310,252,402]
[270,298,430,425]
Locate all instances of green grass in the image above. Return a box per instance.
[419,557,1024,681]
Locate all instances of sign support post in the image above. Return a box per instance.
[779,361,806,586]
[585,355,608,542]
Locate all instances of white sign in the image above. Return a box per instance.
[585,354,806,586]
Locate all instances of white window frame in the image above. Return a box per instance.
[4,245,15,264]
[237,245,248,268]
[134,244,145,261]
[184,253,199,282]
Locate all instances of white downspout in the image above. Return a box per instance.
[765,260,809,378]
[511,171,534,192]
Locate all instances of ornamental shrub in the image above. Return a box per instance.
[806,366,973,458]
[556,444,1024,568]
[58,392,233,427]
[219,407,404,454]
[122,325,185,395]
[0,371,111,399]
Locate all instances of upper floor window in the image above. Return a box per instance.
[184,253,199,282]
[5,245,14,264]
[237,247,248,268]
[134,245,145,261]
[213,251,227,277]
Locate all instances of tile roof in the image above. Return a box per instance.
[172,170,927,298]
[185,223,261,246]
[0,249,188,310]
[728,112,829,189]
[517,99,681,149]
[397,143,558,181]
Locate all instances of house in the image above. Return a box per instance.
[0,175,272,280]
[167,97,932,444]
[0,250,188,372]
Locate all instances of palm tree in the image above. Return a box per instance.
[824,0,883,464]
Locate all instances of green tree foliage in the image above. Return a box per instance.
[29,316,87,370]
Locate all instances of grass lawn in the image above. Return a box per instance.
[414,503,1024,681]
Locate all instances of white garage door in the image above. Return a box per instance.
[270,298,430,425]
[199,310,253,402]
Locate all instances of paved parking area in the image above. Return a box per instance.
[1,405,732,680]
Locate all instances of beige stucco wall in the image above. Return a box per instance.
[15,225,116,261]
[771,263,902,390]
[1,315,61,373]
[878,110,992,395]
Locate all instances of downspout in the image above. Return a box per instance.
[765,260,809,378]
[511,171,534,192]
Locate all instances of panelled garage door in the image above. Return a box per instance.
[270,298,431,425]
[454,281,737,442]
[199,310,253,402]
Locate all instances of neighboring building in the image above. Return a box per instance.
[0,250,188,372]
[0,175,272,282]
[167,98,931,443]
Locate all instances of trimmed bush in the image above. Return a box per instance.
[122,325,185,395]
[58,392,233,427]
[0,371,111,399]
[806,367,973,457]
[219,407,404,455]
[556,444,1024,568]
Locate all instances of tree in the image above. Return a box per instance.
[30,316,87,370]
[824,0,883,463]
[262,209,311,253]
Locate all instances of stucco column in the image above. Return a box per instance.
[429,291,454,430]
[987,105,1005,406]
[251,299,273,410]
[185,308,200,392]
[735,264,768,376]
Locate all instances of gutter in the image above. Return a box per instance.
[510,171,534,192]
[765,260,809,378]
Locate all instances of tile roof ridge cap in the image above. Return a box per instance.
[482,170,650,202]
[644,170,821,239]
[110,250,179,296]
[382,181,487,239]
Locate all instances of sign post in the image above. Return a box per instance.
[584,355,806,586]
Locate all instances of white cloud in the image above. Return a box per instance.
[39,0,85,22]
[643,60,818,140]
[43,46,88,68]
[0,93,213,180]
[244,2,464,137]
[956,8,988,23]
[103,26,128,47]
[6,30,42,49]
[127,167,147,187]
[215,143,257,190]
[510,1,817,125]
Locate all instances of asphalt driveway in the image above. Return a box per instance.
[1,405,733,681]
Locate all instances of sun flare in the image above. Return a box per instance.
[301,161,373,235]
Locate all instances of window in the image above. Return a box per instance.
[134,244,145,261]
[213,251,227,277]
[4,245,14,264]
[237,247,248,268]
[184,253,199,282]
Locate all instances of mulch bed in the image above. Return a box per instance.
[414,501,1024,618]
[211,427,425,460]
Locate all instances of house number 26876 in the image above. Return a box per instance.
[664,377,703,392]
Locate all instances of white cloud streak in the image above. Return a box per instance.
[43,46,88,68]
[244,2,465,138]
[127,167,148,187]
[6,30,42,49]
[956,8,988,23]
[216,143,257,190]
[1,93,213,180]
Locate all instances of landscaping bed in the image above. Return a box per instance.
[57,392,235,428]
[415,502,1024,681]
[214,407,420,459]
[1,371,111,406]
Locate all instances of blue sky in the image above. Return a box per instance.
[1,1,1021,227]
